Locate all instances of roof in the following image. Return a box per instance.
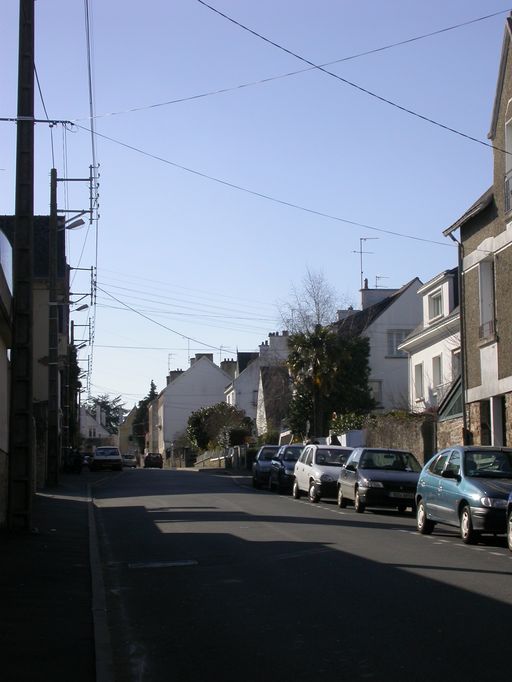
[334,278,421,337]
[442,188,494,238]
[489,15,512,140]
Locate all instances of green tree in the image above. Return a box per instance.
[85,394,128,434]
[187,403,252,451]
[287,326,375,439]
[132,380,158,451]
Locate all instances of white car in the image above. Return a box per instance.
[89,446,123,472]
[122,453,138,468]
[293,444,352,503]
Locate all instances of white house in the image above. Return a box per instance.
[158,354,233,453]
[399,268,460,412]
[224,333,290,433]
[79,406,111,443]
[335,278,423,411]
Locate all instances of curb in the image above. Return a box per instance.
[88,484,115,682]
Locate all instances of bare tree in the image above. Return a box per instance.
[279,269,341,334]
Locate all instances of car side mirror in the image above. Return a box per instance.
[345,463,356,472]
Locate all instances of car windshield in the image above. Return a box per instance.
[314,449,350,466]
[360,450,421,472]
[283,447,302,462]
[464,450,512,478]
[97,449,119,457]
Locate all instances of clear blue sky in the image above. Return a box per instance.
[1,1,509,407]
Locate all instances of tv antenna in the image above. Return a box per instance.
[353,237,379,290]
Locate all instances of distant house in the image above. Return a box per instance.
[156,354,233,454]
[335,278,423,411]
[79,406,112,451]
[118,405,138,455]
[224,332,291,435]
[399,268,460,412]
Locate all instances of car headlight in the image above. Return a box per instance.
[480,497,507,509]
[360,478,383,488]
[320,474,334,483]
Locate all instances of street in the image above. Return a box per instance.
[91,468,512,681]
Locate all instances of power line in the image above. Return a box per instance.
[71,8,512,123]
[34,65,55,166]
[196,0,510,156]
[74,122,453,247]
[96,285,236,353]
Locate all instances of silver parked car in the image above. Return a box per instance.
[293,444,352,503]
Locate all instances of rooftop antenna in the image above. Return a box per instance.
[375,275,390,288]
[353,237,378,290]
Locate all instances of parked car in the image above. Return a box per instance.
[252,445,280,488]
[338,447,421,513]
[416,445,512,544]
[89,446,123,472]
[268,444,304,493]
[144,452,163,469]
[293,444,352,502]
[122,453,138,468]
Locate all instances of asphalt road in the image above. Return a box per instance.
[90,468,512,682]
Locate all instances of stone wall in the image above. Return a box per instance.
[365,413,436,466]
[436,416,464,450]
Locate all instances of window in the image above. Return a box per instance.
[414,363,424,400]
[451,349,461,380]
[387,329,412,357]
[369,380,382,406]
[428,290,443,320]
[478,260,495,340]
[445,450,461,477]
[432,355,442,388]
[429,453,449,475]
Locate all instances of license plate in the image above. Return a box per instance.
[389,492,414,499]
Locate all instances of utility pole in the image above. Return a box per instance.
[8,0,35,529]
[47,168,59,485]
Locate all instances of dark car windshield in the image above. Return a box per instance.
[464,450,512,478]
[282,447,303,462]
[260,448,278,461]
[360,450,421,473]
[314,448,350,466]
[96,448,119,457]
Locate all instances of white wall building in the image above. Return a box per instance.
[399,269,460,412]
[336,279,423,411]
[159,354,233,452]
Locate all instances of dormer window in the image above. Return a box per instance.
[428,290,443,321]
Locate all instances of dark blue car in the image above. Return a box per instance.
[416,445,512,544]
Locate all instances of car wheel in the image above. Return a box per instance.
[337,486,347,508]
[252,477,261,489]
[292,479,301,499]
[309,481,320,503]
[354,488,365,513]
[460,505,479,545]
[267,475,274,491]
[276,476,283,494]
[507,511,512,552]
[416,498,435,535]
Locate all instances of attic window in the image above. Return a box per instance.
[428,290,442,321]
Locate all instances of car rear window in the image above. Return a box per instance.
[96,448,119,457]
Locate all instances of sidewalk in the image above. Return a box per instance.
[0,474,95,682]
